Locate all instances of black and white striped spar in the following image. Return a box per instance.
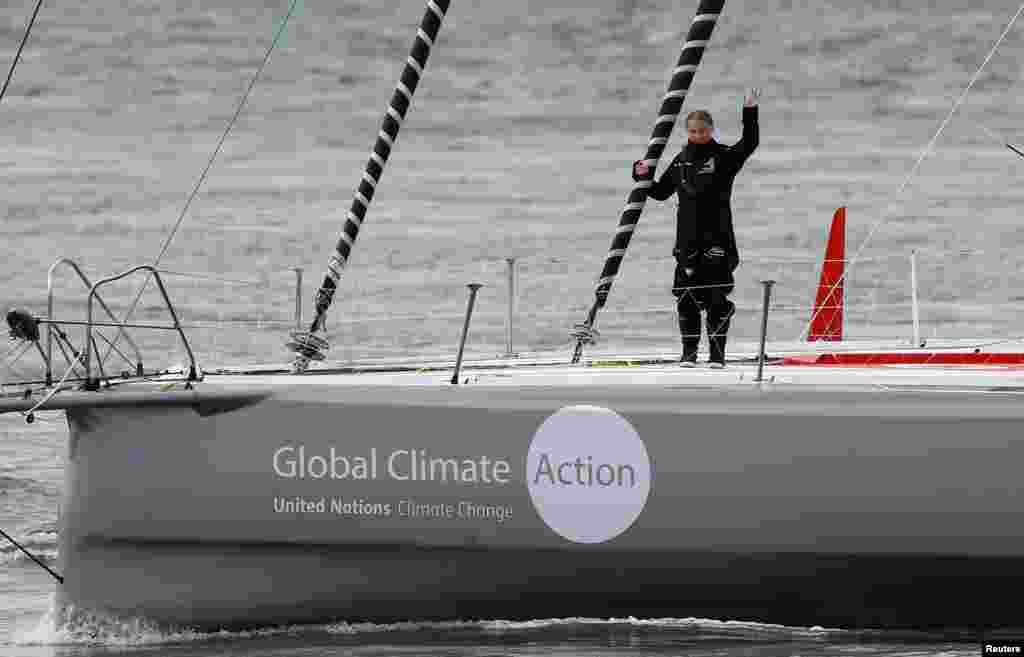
[570,0,725,364]
[289,0,451,373]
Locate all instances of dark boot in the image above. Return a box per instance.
[706,297,735,367]
[680,337,699,367]
[677,291,702,366]
[708,333,727,368]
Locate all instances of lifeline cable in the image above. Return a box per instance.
[799,2,1024,341]
[0,0,45,105]
[0,527,62,583]
[100,0,302,368]
[980,124,1024,161]
[288,0,452,373]
[570,0,726,364]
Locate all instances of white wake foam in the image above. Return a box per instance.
[13,596,851,648]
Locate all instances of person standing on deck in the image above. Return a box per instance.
[632,88,760,368]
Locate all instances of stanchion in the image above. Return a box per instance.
[755,280,775,383]
[452,283,483,384]
[293,267,304,330]
[910,251,922,347]
[503,258,518,358]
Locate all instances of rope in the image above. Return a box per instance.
[0,340,29,364]
[94,329,134,370]
[21,348,78,421]
[0,528,62,583]
[799,2,1024,341]
[0,341,33,379]
[980,124,1024,160]
[0,0,45,105]
[100,0,303,367]
[155,269,266,286]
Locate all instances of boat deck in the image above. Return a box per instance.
[4,338,1024,416]
[199,338,1024,391]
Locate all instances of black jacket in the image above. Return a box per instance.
[637,105,758,272]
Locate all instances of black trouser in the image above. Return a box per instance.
[673,261,735,363]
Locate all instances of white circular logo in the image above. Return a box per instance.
[526,405,651,544]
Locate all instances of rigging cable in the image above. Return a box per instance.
[100,0,302,368]
[800,2,1024,340]
[980,123,1024,161]
[0,0,45,105]
[0,528,62,583]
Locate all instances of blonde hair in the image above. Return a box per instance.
[685,110,714,128]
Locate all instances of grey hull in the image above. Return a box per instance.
[61,538,1024,632]
[56,377,1024,633]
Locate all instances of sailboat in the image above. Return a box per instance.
[3,0,1024,637]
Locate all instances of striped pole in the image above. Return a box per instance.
[288,0,451,373]
[570,0,725,364]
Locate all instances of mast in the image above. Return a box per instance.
[288,0,451,373]
[570,0,726,364]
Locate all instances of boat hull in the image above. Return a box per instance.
[57,381,1024,633]
[59,538,1024,632]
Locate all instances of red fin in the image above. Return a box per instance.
[807,207,845,341]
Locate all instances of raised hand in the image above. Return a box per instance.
[743,87,761,107]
